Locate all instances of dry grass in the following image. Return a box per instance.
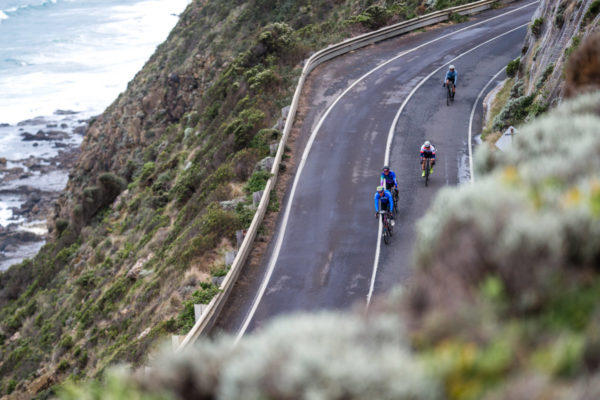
[482,78,514,138]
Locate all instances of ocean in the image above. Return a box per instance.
[0,0,191,269]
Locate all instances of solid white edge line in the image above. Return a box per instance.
[366,22,530,308]
[468,67,507,183]
[237,2,538,341]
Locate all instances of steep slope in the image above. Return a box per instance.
[0,0,481,397]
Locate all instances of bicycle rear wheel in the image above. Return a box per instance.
[383,227,390,245]
[424,159,430,186]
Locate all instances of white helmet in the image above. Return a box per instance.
[424,140,431,147]
[449,65,455,70]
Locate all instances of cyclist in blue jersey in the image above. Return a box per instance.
[380,165,399,211]
[443,65,457,98]
[374,186,394,221]
[380,165,398,192]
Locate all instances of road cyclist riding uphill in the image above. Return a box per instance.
[420,140,436,186]
[443,64,457,105]
[374,186,394,244]
[380,165,399,214]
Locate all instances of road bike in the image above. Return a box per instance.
[423,158,431,186]
[446,81,455,106]
[377,210,393,245]
[385,184,399,214]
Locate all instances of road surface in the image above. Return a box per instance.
[212,0,538,338]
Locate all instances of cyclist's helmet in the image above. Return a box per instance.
[449,65,455,70]
[424,140,431,148]
[377,186,385,193]
[382,165,390,172]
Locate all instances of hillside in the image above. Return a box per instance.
[0,0,481,398]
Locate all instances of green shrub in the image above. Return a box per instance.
[492,95,534,131]
[224,108,265,150]
[535,64,554,90]
[506,57,520,78]
[138,162,156,187]
[244,170,272,194]
[98,172,127,202]
[75,271,96,290]
[6,379,17,394]
[57,359,70,372]
[531,17,543,37]
[59,335,74,351]
[175,284,222,332]
[584,0,600,23]
[553,0,567,28]
[55,219,69,234]
[564,35,582,59]
[353,5,390,29]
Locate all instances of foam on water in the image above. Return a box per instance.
[0,0,191,124]
[0,0,190,268]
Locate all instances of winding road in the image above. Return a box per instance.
[213,0,538,338]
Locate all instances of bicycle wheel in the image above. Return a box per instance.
[383,225,390,245]
[424,159,430,186]
[446,86,450,106]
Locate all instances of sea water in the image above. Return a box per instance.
[0,0,191,269]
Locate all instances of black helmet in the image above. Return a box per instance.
[382,165,390,172]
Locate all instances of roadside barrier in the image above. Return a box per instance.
[177,0,518,350]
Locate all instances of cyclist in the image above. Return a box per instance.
[443,65,457,97]
[420,140,436,177]
[380,165,398,200]
[374,186,394,221]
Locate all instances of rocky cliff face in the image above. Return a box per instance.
[518,0,599,103]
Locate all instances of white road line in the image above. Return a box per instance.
[237,2,538,341]
[468,66,508,183]
[366,22,529,308]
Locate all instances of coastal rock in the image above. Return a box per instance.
[21,130,70,141]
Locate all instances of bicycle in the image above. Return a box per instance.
[423,158,431,186]
[377,210,393,245]
[384,184,399,214]
[445,81,455,106]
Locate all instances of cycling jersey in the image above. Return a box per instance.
[420,144,436,159]
[445,69,457,85]
[380,171,398,189]
[374,190,394,213]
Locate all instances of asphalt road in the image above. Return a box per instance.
[212,0,538,337]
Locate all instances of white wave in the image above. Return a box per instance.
[0,11,8,20]
[0,0,191,125]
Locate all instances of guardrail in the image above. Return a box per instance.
[177,0,518,350]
